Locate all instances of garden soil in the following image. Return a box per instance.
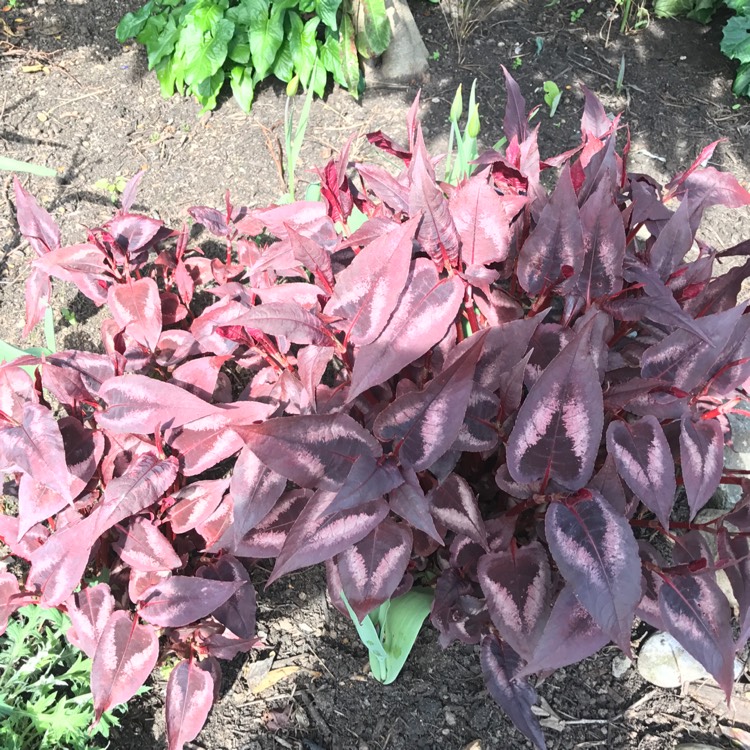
[2,0,750,748]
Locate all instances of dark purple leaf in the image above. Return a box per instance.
[517,585,609,677]
[480,635,547,750]
[325,455,403,517]
[324,218,418,346]
[388,468,442,542]
[659,572,735,699]
[517,165,582,295]
[91,611,159,721]
[718,532,750,648]
[477,542,552,661]
[587,453,627,515]
[355,164,409,213]
[501,66,528,144]
[580,85,612,139]
[606,416,676,531]
[506,318,603,490]
[242,413,381,490]
[348,259,464,401]
[120,171,145,213]
[197,556,256,639]
[373,331,482,470]
[429,473,488,550]
[139,576,243,627]
[65,583,116,658]
[680,416,724,520]
[188,206,229,237]
[234,490,310,558]
[545,490,641,654]
[166,658,216,750]
[336,518,412,621]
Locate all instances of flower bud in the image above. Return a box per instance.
[467,104,480,138]
[286,75,300,98]
[450,84,463,123]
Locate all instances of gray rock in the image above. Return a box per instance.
[365,0,429,84]
[717,400,750,509]
[675,745,724,750]
[611,654,632,679]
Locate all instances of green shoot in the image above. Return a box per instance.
[543,80,562,117]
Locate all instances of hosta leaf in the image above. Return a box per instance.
[349,259,464,400]
[91,611,159,721]
[478,542,552,661]
[545,490,641,654]
[659,572,735,699]
[408,130,461,269]
[373,331,482,470]
[606,416,676,531]
[242,413,381,490]
[517,585,609,677]
[480,635,547,750]
[679,416,724,519]
[324,217,418,346]
[166,658,216,750]
[139,576,243,627]
[517,165,582,295]
[249,4,284,80]
[336,518,412,621]
[268,491,389,584]
[65,583,116,659]
[506,318,603,490]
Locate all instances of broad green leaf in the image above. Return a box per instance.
[355,0,390,58]
[115,0,155,42]
[727,0,750,10]
[193,68,225,112]
[320,32,345,86]
[722,15,750,64]
[734,61,750,97]
[316,0,342,29]
[0,157,56,177]
[0,339,51,376]
[249,4,285,81]
[178,17,234,86]
[273,21,295,82]
[305,181,322,201]
[230,65,255,112]
[139,14,180,70]
[298,0,316,10]
[226,0,268,26]
[339,10,361,93]
[340,591,388,678]
[155,54,179,96]
[228,37,251,65]
[292,17,319,86]
[310,56,328,97]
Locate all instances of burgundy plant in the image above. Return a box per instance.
[3,69,750,748]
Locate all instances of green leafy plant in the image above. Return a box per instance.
[281,69,316,202]
[542,80,562,117]
[116,0,391,113]
[443,81,482,184]
[341,589,433,684]
[94,175,128,203]
[0,604,127,749]
[570,7,585,22]
[655,0,750,97]
[512,54,522,69]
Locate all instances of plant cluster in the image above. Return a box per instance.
[2,72,750,749]
[0,604,126,749]
[655,0,750,97]
[115,0,391,112]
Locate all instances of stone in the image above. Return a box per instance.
[611,654,632,679]
[637,631,742,688]
[365,0,429,84]
[716,400,750,509]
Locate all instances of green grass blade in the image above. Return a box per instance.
[0,157,57,178]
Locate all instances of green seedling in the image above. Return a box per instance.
[281,68,316,203]
[512,55,523,69]
[341,588,433,684]
[570,7,585,21]
[616,54,626,93]
[432,50,441,61]
[543,80,562,117]
[94,176,128,203]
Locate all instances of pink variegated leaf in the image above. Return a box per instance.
[195,495,232,549]
[324,455,403,517]
[355,163,409,213]
[42,350,115,399]
[680,416,724,520]
[268,491,389,584]
[166,658,216,750]
[107,213,164,254]
[65,583,116,658]
[120,170,145,213]
[95,453,179,534]
[23,266,51,336]
[116,517,182,572]
[429,473,488,550]
[0,403,74,502]
[324,217,418,346]
[34,243,110,303]
[188,206,229,237]
[13,177,60,256]
[167,477,230,533]
[517,165,582,295]
[649,196,693,280]
[577,177,625,303]
[658,572,735,699]
[286,224,334,293]
[1,572,29,635]
[210,447,286,552]
[197,556,256,639]
[477,542,552,661]
[451,383,500,453]
[17,475,67,538]
[349,259,465,401]
[388,468,442,542]
[58,416,104,497]
[0,515,48,560]
[606,416,676,531]
[234,490,310,558]
[236,302,332,346]
[170,355,230,401]
[169,427,244,477]
[449,175,524,266]
[506,318,603,490]
[408,129,460,269]
[91,611,159,721]
[373,331,482,470]
[129,569,170,604]
[244,201,336,246]
[545,490,641,654]
[480,635,547,750]
[670,166,750,213]
[517,586,609,678]
[297,345,334,410]
[139,576,243,627]
[336,518,412,621]
[501,66,528,144]
[242,413,381,490]
[108,278,163,351]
